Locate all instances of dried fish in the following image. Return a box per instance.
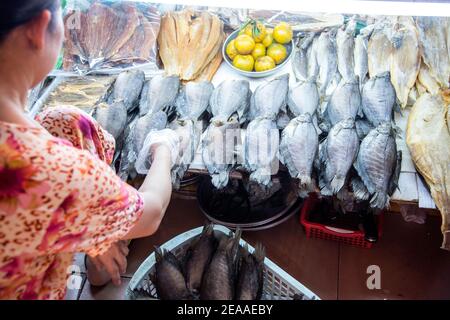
[236,244,265,300]
[317,29,338,96]
[139,75,180,117]
[354,24,375,87]
[175,81,214,120]
[324,76,361,126]
[94,101,127,140]
[250,74,289,121]
[292,33,316,82]
[368,22,392,78]
[307,35,320,79]
[354,123,399,209]
[288,78,320,117]
[336,20,357,82]
[133,111,168,156]
[390,18,421,108]
[210,80,251,123]
[361,71,396,126]
[417,62,441,95]
[110,70,145,112]
[280,114,319,197]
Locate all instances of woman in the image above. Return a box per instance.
[0,0,176,299]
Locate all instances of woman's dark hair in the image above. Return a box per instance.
[0,0,59,43]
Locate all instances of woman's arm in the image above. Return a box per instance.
[123,145,173,240]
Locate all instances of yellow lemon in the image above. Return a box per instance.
[234,34,256,55]
[226,40,239,60]
[267,43,288,64]
[262,32,273,48]
[273,22,293,44]
[254,56,276,72]
[251,43,266,60]
[233,54,255,72]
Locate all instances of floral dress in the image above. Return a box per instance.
[0,106,144,300]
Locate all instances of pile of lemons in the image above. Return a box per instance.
[226,20,293,72]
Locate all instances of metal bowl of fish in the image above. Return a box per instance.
[222,29,294,78]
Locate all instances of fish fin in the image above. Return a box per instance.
[154,246,164,263]
[370,191,390,209]
[253,243,266,264]
[388,151,402,196]
[211,171,230,189]
[351,176,370,201]
[330,175,346,194]
[250,169,272,186]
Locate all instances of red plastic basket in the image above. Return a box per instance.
[300,195,383,249]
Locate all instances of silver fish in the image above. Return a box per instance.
[354,122,399,209]
[325,76,361,126]
[202,116,241,189]
[111,70,145,112]
[280,113,318,197]
[244,118,280,186]
[354,24,374,87]
[361,71,396,126]
[320,118,359,195]
[139,75,180,117]
[368,22,392,78]
[292,33,316,82]
[250,74,289,121]
[288,78,320,117]
[307,35,320,79]
[336,20,357,82]
[175,81,214,120]
[133,111,168,155]
[209,80,251,123]
[94,101,127,140]
[317,29,338,96]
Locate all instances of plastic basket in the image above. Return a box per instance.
[126,225,321,300]
[300,196,383,249]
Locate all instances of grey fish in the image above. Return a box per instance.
[316,29,338,96]
[280,113,318,197]
[202,116,241,189]
[354,122,399,209]
[139,75,180,117]
[276,110,291,130]
[111,70,145,112]
[292,33,316,82]
[361,71,396,126]
[209,80,251,123]
[250,74,289,121]
[153,248,192,300]
[325,76,361,126]
[368,21,392,78]
[175,81,214,120]
[320,118,359,194]
[288,78,320,117]
[184,224,217,295]
[169,119,201,189]
[94,101,127,140]
[200,230,242,300]
[355,119,374,140]
[307,35,320,79]
[354,24,375,87]
[244,118,280,186]
[236,243,265,301]
[336,20,357,82]
[133,111,168,155]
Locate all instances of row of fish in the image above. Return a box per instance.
[152,225,265,300]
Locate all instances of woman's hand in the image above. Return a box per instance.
[86,240,130,286]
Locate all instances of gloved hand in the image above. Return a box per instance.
[135,129,180,175]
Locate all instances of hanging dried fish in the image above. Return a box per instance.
[368,21,392,78]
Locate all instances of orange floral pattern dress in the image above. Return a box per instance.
[0,106,143,300]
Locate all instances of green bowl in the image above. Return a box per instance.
[222,29,294,78]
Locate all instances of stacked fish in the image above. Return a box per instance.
[202,80,251,189]
[152,225,266,300]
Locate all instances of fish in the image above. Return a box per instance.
[316,29,338,96]
[354,24,375,87]
[320,118,359,195]
[139,75,180,117]
[368,21,392,78]
[153,247,192,300]
[250,74,289,121]
[288,78,320,117]
[390,18,421,108]
[292,33,316,82]
[336,20,357,82]
[209,80,251,123]
[417,62,441,95]
[175,81,214,120]
[324,76,361,126]
[279,113,319,197]
[361,71,396,126]
[355,119,374,140]
[307,35,320,79]
[184,224,217,295]
[276,110,291,130]
[354,122,399,209]
[406,92,450,250]
[236,243,265,300]
[415,16,450,88]
[133,111,169,155]
[110,70,145,112]
[200,230,242,300]
[94,101,128,140]
[202,115,241,189]
[244,118,280,186]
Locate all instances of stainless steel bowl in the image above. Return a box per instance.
[222,29,294,78]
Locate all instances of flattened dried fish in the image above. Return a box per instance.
[390,18,421,108]
[320,118,359,194]
[354,24,374,87]
[110,70,145,112]
[280,114,318,196]
[139,75,180,117]
[94,101,127,140]
[210,80,250,123]
[175,81,214,120]
[307,35,320,79]
[292,33,316,82]
[336,20,357,82]
[417,62,440,95]
[325,76,361,126]
[368,22,392,77]
[288,78,320,117]
[407,92,450,250]
[361,71,396,126]
[250,74,289,121]
[236,244,265,300]
[133,111,168,155]
[317,29,338,95]
[354,123,399,209]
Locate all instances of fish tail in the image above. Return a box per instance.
[211,171,229,189]
[330,175,346,194]
[250,169,272,186]
[253,243,266,264]
[203,222,215,236]
[298,175,312,189]
[154,246,164,263]
[351,177,370,201]
[370,191,390,209]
